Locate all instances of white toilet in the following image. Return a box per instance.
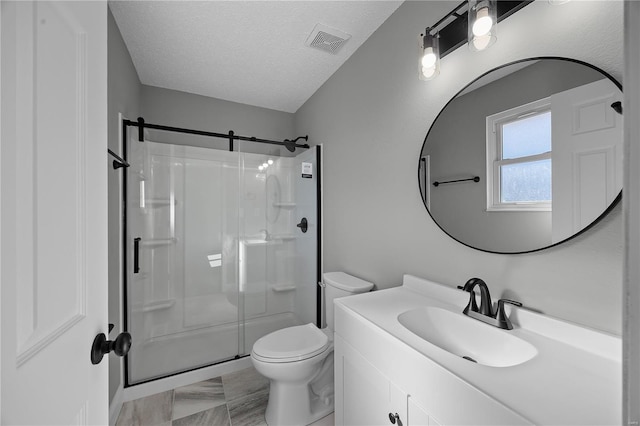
[251,272,374,426]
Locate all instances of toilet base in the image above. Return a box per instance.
[265,381,334,426]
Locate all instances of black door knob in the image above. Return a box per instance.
[388,412,401,425]
[91,331,132,365]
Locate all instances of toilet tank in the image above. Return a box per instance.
[323,272,374,330]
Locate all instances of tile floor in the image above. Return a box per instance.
[115,367,334,426]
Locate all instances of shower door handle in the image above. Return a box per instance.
[296,218,308,233]
[134,237,141,273]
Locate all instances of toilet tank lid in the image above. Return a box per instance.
[323,272,373,293]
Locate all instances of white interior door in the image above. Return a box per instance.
[551,78,623,243]
[1,1,108,424]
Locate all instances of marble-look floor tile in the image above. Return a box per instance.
[172,405,230,426]
[310,412,335,426]
[221,367,269,403]
[115,400,136,426]
[116,390,173,426]
[172,377,225,420]
[227,388,269,426]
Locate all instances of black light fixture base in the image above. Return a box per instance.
[425,1,533,59]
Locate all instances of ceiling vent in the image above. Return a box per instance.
[305,23,351,55]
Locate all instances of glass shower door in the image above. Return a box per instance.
[124,127,319,385]
[126,134,241,384]
[236,142,319,356]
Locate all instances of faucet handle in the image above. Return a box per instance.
[495,299,522,330]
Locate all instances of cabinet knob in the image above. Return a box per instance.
[388,412,402,425]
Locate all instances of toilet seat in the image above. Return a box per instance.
[252,323,330,363]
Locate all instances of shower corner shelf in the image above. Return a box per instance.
[144,198,177,207]
[141,238,177,248]
[133,299,176,313]
[270,285,297,293]
[272,234,296,241]
[273,202,296,208]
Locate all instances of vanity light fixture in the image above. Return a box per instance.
[468,0,497,51]
[419,29,440,80]
[417,1,532,80]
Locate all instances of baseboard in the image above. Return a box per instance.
[109,385,124,426]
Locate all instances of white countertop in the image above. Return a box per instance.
[335,274,621,425]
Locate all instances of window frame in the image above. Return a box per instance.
[486,97,552,212]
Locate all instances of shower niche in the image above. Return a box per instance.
[124,122,319,385]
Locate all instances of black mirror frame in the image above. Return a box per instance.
[418,56,622,255]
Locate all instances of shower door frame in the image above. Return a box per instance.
[120,117,321,387]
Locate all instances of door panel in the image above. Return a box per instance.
[126,140,241,384]
[1,1,108,423]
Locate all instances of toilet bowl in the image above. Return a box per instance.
[251,272,373,426]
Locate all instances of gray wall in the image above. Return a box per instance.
[140,85,296,153]
[108,7,142,404]
[425,60,604,253]
[296,1,624,334]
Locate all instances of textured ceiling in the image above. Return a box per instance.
[109,1,403,113]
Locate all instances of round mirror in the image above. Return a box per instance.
[418,57,622,254]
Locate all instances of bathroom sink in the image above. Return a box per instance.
[397,306,537,367]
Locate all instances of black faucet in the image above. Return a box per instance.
[458,278,522,330]
[459,278,493,316]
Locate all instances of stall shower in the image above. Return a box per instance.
[123,119,319,385]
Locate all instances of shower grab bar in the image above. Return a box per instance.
[124,117,310,152]
[433,176,480,187]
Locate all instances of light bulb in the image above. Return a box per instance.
[421,47,437,68]
[472,7,493,37]
[267,159,274,165]
[418,31,439,81]
[421,66,437,79]
[262,163,268,168]
[258,165,264,171]
[472,33,492,51]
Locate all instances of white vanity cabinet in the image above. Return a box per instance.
[333,275,621,425]
[335,333,433,426]
[333,294,532,426]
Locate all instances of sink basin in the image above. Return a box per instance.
[397,306,537,367]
